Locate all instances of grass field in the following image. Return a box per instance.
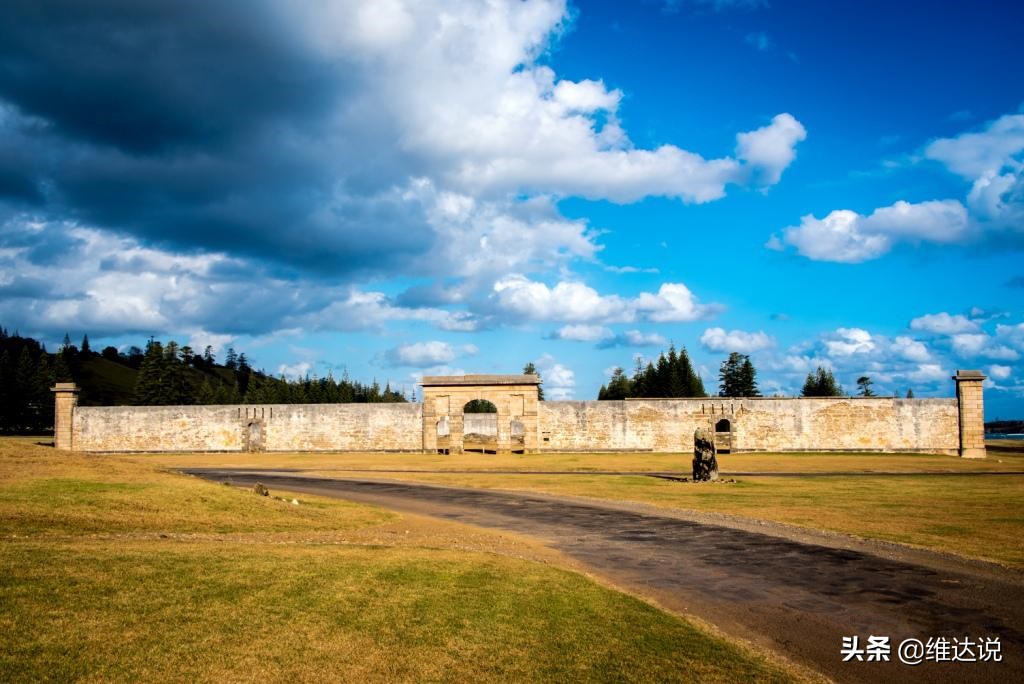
[0,438,799,682]
[138,443,1024,568]
[141,445,1024,473]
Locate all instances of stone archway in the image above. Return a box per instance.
[420,374,541,454]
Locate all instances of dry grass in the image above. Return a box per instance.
[0,438,798,683]
[116,443,1024,567]
[137,445,1024,474]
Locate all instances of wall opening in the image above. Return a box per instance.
[510,418,525,454]
[435,415,450,455]
[463,399,497,454]
[714,418,732,454]
[246,420,264,453]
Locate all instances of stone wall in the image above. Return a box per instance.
[72,403,422,453]
[537,397,960,454]
[61,379,969,455]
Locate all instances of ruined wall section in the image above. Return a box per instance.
[538,397,959,453]
[72,403,422,453]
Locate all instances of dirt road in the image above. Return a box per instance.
[183,469,1023,683]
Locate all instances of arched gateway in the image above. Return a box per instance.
[420,374,541,454]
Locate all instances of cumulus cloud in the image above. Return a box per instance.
[596,330,669,349]
[735,113,807,186]
[891,336,932,362]
[552,324,613,342]
[773,111,1024,262]
[910,312,980,335]
[492,275,720,324]
[823,327,876,356]
[535,353,575,399]
[699,327,774,353]
[0,1,803,337]
[777,200,970,263]
[385,341,457,367]
[989,364,1012,380]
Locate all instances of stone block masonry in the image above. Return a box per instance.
[55,371,983,457]
[71,403,422,453]
[537,397,960,454]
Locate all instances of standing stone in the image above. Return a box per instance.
[692,427,719,481]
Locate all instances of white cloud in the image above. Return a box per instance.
[779,200,970,263]
[700,327,775,353]
[891,336,931,362]
[553,324,613,342]
[277,361,313,379]
[776,111,1024,262]
[596,329,669,349]
[823,327,875,356]
[735,113,807,186]
[950,332,1019,360]
[492,275,720,324]
[925,113,1024,180]
[288,0,805,206]
[907,363,949,383]
[989,364,1012,380]
[386,341,457,367]
[910,312,980,335]
[316,290,479,332]
[619,330,669,347]
[536,353,575,399]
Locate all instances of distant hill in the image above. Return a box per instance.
[0,329,406,434]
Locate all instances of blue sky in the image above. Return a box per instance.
[1,0,1022,417]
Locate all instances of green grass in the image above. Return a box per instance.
[0,438,798,682]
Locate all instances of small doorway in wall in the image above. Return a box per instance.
[463,399,497,454]
[246,420,265,453]
[436,415,450,455]
[510,418,525,453]
[714,418,732,454]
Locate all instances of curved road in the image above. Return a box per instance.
[184,469,1023,683]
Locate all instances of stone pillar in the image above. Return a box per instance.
[448,412,464,454]
[51,382,80,451]
[496,409,512,455]
[953,370,986,459]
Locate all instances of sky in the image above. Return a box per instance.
[1,0,1023,417]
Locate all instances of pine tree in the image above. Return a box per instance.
[80,334,91,355]
[802,366,843,397]
[133,339,166,405]
[196,378,217,404]
[719,353,760,397]
[906,388,915,399]
[601,367,632,400]
[52,351,73,382]
[856,376,875,397]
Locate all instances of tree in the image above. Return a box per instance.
[906,388,915,398]
[719,352,760,397]
[523,362,544,400]
[224,346,238,370]
[80,334,91,355]
[856,375,875,397]
[801,366,843,397]
[599,367,632,400]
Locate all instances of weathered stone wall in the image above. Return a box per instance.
[72,403,422,453]
[64,381,966,454]
[537,397,960,454]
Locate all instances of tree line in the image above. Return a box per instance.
[597,344,912,400]
[0,329,407,433]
